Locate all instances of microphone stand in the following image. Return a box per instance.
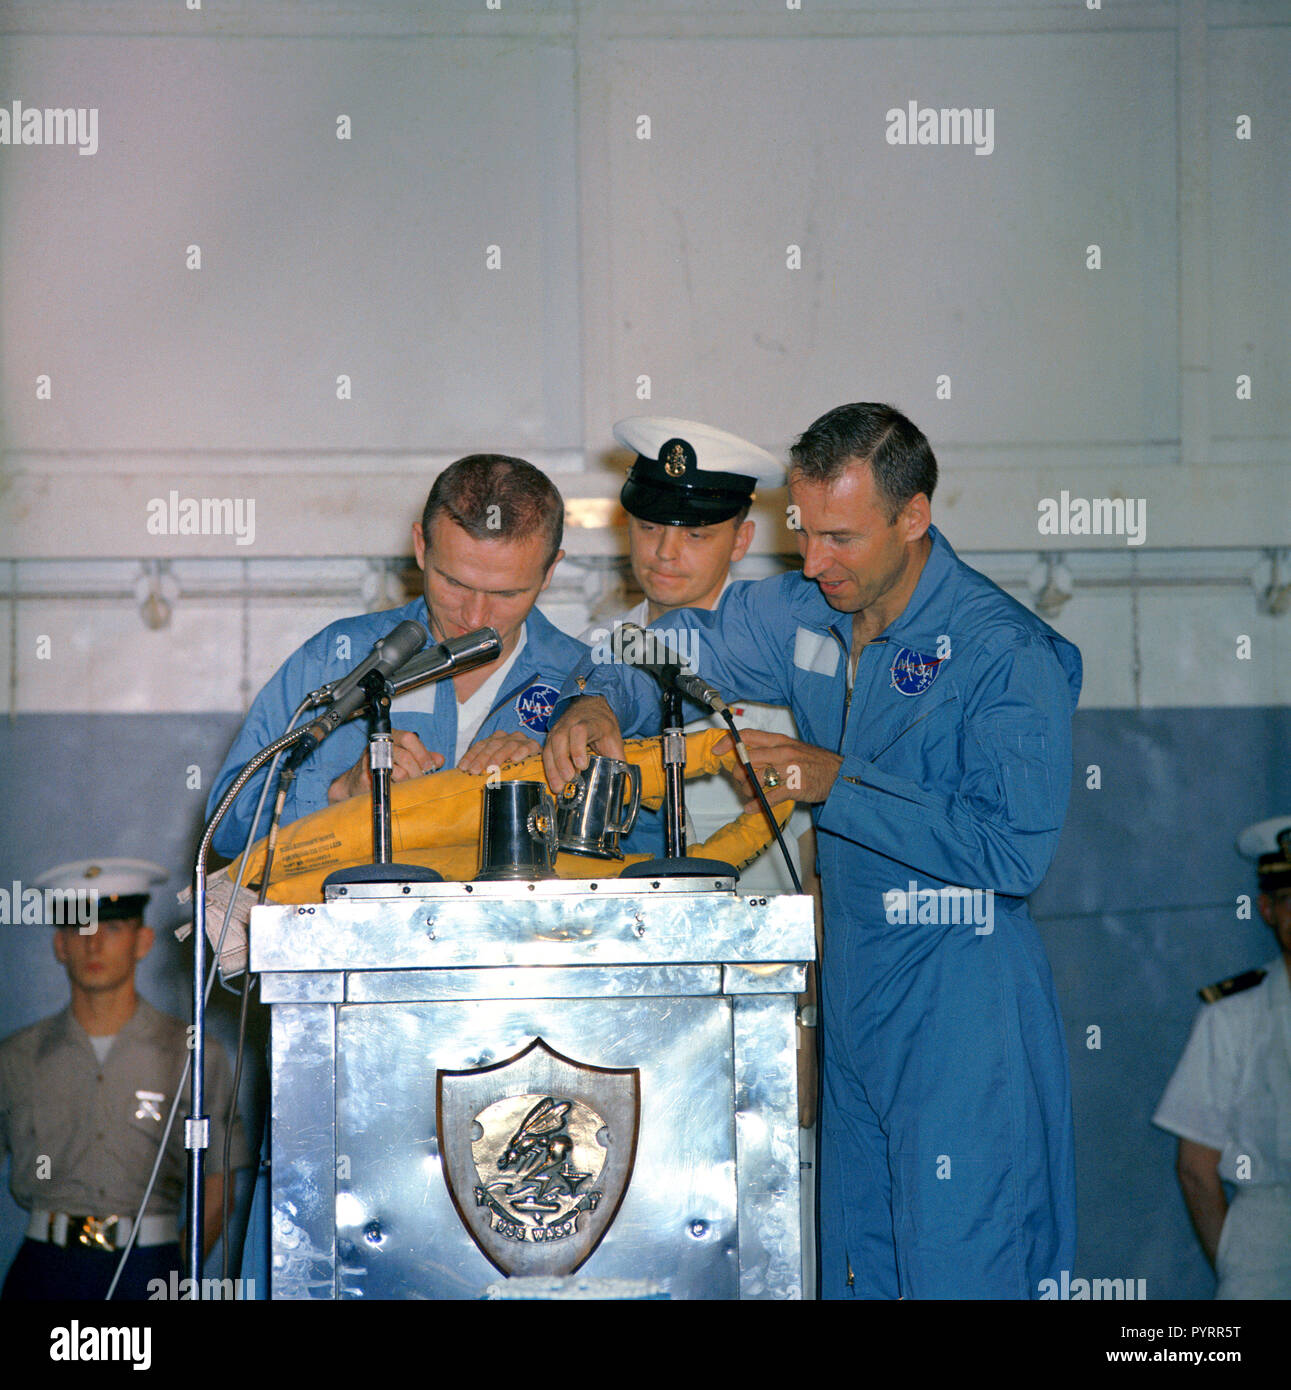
[184,628,498,1289]
[621,684,740,883]
[366,672,396,864]
[662,686,687,859]
[612,631,805,891]
[321,672,443,889]
[185,721,325,1293]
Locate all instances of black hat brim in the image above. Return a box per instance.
[620,471,755,526]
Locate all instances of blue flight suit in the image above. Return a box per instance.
[207,596,593,1296]
[565,525,1080,1299]
[207,597,590,859]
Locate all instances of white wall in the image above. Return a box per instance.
[0,0,1287,714]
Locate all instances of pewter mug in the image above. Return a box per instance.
[556,755,642,859]
[476,780,558,880]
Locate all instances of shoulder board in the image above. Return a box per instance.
[1199,968,1267,1004]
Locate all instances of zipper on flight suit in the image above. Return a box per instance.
[829,628,857,721]
[830,627,888,784]
[829,637,871,1299]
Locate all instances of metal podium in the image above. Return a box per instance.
[250,877,814,1300]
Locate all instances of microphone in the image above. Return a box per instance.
[612,622,729,715]
[389,627,502,697]
[674,669,729,715]
[297,619,428,750]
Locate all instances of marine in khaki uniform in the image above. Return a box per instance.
[1153,817,1291,1299]
[0,859,250,1300]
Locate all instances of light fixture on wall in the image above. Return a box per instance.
[1028,553,1074,619]
[1253,549,1291,617]
[134,560,178,630]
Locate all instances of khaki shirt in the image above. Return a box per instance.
[0,996,250,1218]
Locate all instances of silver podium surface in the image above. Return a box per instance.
[251,876,815,1301]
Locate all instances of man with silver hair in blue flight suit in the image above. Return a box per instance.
[543,403,1081,1299]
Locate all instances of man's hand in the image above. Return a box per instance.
[542,696,626,789]
[457,730,542,776]
[1176,1138,1227,1267]
[327,730,444,803]
[713,728,843,811]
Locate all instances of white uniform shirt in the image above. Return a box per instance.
[451,629,526,765]
[582,589,810,895]
[1152,957,1291,1185]
[391,632,528,767]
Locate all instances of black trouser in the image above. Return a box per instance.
[1,1237,182,1301]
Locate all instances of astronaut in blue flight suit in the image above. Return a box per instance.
[208,453,593,861]
[543,404,1081,1299]
[208,454,604,1296]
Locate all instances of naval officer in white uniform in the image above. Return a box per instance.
[1153,816,1291,1299]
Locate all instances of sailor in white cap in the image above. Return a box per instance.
[0,858,250,1300]
[582,417,820,1291]
[1152,816,1291,1298]
[583,416,813,896]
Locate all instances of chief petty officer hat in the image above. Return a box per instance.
[615,416,785,527]
[1236,816,1291,893]
[34,858,168,922]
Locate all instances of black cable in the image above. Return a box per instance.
[185,702,305,1293]
[221,967,254,1282]
[217,757,294,1282]
[718,708,803,895]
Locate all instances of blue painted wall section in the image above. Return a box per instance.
[1,708,1287,1299]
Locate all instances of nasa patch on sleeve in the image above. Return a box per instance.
[890,647,941,696]
[514,681,560,733]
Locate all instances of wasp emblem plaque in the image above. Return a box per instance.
[436,1037,640,1276]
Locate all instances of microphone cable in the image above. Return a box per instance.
[717,708,803,896]
[104,697,311,1300]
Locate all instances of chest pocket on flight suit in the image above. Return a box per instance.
[865,690,960,766]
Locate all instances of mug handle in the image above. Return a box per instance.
[528,789,559,857]
[614,764,642,836]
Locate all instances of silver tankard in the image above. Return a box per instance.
[476,780,558,881]
[556,755,642,859]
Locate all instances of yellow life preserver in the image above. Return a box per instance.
[184,727,795,976]
[223,726,792,905]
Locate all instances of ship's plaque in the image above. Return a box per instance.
[437,1037,640,1276]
